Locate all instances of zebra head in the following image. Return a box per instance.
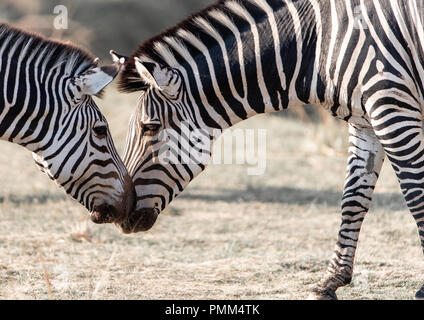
[31,52,134,225]
[117,56,212,233]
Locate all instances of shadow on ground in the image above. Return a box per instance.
[0,193,68,206]
[180,186,406,211]
[0,187,406,212]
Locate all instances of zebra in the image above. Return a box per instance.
[117,0,424,299]
[0,23,135,225]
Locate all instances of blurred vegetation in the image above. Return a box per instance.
[0,0,214,58]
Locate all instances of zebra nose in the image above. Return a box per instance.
[117,208,159,234]
[90,204,118,224]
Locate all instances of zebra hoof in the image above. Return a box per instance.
[308,287,338,300]
[415,286,424,300]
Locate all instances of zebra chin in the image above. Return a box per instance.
[115,208,160,234]
[89,175,136,225]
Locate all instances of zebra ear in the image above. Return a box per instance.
[134,57,179,94]
[71,57,125,97]
[110,50,128,64]
[134,57,161,88]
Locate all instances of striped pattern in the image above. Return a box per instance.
[119,0,424,298]
[0,24,132,221]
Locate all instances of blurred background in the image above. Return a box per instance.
[0,0,214,59]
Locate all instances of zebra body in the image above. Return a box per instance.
[0,24,134,224]
[118,0,424,299]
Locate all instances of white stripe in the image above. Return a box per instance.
[209,9,249,101]
[226,1,273,110]
[249,0,287,90]
[177,28,243,123]
[324,0,339,101]
[194,16,248,106]
[285,0,303,106]
[309,0,322,104]
[161,38,229,128]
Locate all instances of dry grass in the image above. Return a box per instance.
[0,88,422,300]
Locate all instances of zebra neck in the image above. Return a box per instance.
[0,62,70,151]
[166,0,320,130]
[0,24,96,151]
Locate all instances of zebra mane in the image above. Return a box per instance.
[0,23,98,81]
[118,0,241,93]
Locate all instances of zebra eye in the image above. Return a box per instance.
[93,125,107,138]
[144,124,161,133]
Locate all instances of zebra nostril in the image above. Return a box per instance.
[118,208,159,234]
[91,204,117,224]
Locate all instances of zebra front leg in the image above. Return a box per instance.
[310,124,384,300]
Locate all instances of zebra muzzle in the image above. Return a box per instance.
[90,204,118,224]
[117,208,159,234]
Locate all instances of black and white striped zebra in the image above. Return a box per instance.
[0,24,134,225]
[117,0,424,299]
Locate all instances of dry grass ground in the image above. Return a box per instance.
[0,88,423,300]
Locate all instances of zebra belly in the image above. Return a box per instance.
[320,98,372,128]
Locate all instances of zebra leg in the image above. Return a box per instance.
[366,107,424,301]
[309,124,384,300]
[417,285,424,300]
[359,103,424,300]
[389,134,424,301]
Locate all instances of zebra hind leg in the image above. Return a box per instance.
[364,101,424,300]
[366,104,424,300]
[309,124,385,300]
[414,233,424,300]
